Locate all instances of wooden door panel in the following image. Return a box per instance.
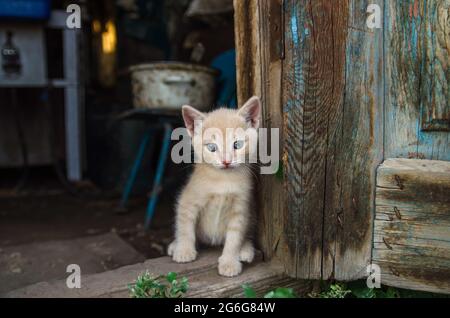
[385,0,450,160]
[235,0,449,285]
[281,0,383,280]
[421,0,449,132]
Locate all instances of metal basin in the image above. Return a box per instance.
[129,62,218,111]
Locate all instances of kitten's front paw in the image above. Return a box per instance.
[172,243,197,263]
[218,256,242,277]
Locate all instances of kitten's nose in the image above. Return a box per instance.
[222,160,231,167]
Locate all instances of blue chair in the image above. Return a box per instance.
[116,109,179,229]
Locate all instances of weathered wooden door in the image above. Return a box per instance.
[235,0,449,291]
[372,1,450,294]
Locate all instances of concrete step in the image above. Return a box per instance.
[3,249,311,298]
[0,233,145,294]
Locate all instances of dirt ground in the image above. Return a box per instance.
[0,168,176,260]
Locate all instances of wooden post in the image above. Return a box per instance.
[234,0,286,261]
[235,0,384,280]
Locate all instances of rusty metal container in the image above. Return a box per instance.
[129,62,217,111]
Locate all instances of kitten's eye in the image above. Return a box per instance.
[206,143,218,152]
[233,140,244,150]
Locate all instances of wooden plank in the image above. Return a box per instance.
[4,249,312,298]
[235,0,383,280]
[323,0,384,281]
[384,0,450,160]
[375,261,450,295]
[281,0,382,280]
[373,158,450,294]
[375,220,450,242]
[283,0,330,279]
[376,157,450,172]
[376,204,450,224]
[234,0,286,262]
[235,0,449,286]
[254,0,286,262]
[186,260,311,298]
[373,249,450,271]
[376,158,450,204]
[234,0,259,106]
[374,235,450,250]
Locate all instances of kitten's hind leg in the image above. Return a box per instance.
[239,240,255,263]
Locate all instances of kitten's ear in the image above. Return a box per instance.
[182,105,205,137]
[238,96,261,129]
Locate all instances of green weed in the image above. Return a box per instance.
[129,271,188,298]
[242,284,297,298]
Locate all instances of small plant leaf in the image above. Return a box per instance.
[166,272,177,283]
[264,288,296,298]
[129,271,188,298]
[242,284,257,298]
[380,287,400,298]
[315,283,351,298]
[264,291,275,298]
[351,287,376,298]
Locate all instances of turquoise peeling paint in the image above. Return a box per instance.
[410,8,418,60]
[284,5,304,114]
[290,13,299,47]
[415,0,441,156]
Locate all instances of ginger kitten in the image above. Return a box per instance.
[168,96,261,277]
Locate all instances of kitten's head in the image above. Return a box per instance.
[182,96,261,170]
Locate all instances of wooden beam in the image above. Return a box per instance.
[4,250,311,298]
[234,0,259,105]
[324,0,384,281]
[281,0,383,280]
[282,0,342,280]
[235,0,384,281]
[234,0,286,261]
[373,158,450,294]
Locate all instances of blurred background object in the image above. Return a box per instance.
[185,0,233,26]
[0,0,52,20]
[0,0,237,295]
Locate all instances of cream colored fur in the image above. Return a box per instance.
[168,96,261,277]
